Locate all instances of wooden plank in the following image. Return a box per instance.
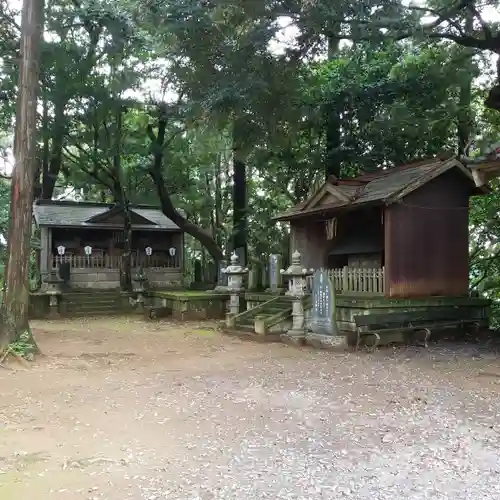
[355,307,482,327]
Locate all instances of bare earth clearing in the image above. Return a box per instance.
[2,318,500,499]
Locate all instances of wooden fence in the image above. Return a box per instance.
[52,254,180,269]
[306,267,385,295]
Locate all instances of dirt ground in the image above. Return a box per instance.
[2,318,500,500]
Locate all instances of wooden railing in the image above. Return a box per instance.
[52,254,180,269]
[306,267,385,294]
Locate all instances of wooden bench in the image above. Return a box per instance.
[354,308,487,350]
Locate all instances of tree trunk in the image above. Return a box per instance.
[146,109,223,261]
[112,107,132,291]
[325,35,342,179]
[232,146,247,266]
[41,102,66,199]
[119,198,132,291]
[457,13,474,156]
[214,152,222,248]
[0,0,42,352]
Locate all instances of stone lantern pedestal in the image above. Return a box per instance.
[279,250,313,346]
[42,274,63,318]
[222,253,248,328]
[131,268,149,309]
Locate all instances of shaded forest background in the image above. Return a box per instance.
[1,0,500,320]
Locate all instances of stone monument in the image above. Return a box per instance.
[306,268,347,349]
[267,254,284,294]
[213,259,228,292]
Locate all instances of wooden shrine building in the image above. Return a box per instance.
[33,200,184,289]
[275,156,489,298]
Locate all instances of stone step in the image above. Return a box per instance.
[235,305,289,322]
[63,293,126,299]
[63,301,131,309]
[64,296,125,303]
[63,310,136,317]
[63,294,128,304]
[64,301,127,307]
[64,308,132,315]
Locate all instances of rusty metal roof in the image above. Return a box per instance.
[275,157,487,221]
[33,200,182,231]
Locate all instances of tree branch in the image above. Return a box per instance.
[464,1,493,40]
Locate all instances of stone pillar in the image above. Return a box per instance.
[248,267,259,291]
[261,263,269,290]
[194,259,202,283]
[40,227,50,279]
[279,250,313,346]
[267,254,284,294]
[222,253,248,327]
[213,259,228,292]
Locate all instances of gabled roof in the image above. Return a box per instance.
[33,200,182,231]
[274,157,489,221]
[85,204,157,225]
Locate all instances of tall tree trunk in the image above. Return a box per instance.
[119,195,132,291]
[146,106,223,261]
[325,34,341,179]
[113,107,132,291]
[41,102,66,199]
[33,94,48,199]
[1,0,42,352]
[457,13,474,156]
[232,120,247,266]
[214,152,222,248]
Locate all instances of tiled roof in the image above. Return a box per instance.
[275,157,482,221]
[33,201,181,230]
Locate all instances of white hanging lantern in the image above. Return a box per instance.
[84,245,92,256]
[169,247,176,257]
[57,245,65,256]
[145,246,152,256]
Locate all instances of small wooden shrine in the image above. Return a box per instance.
[275,156,489,298]
[33,200,184,289]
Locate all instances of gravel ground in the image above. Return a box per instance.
[1,317,500,499]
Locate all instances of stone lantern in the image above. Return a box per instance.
[280,250,313,345]
[222,252,248,318]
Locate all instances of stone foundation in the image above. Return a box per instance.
[148,291,229,321]
[305,333,348,351]
[61,268,183,289]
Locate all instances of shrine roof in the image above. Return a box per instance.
[33,200,183,231]
[274,156,487,221]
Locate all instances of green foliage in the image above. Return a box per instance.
[8,328,37,360]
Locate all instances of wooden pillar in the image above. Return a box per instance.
[173,232,183,269]
[40,226,52,276]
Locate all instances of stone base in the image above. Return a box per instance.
[280,331,305,346]
[47,305,60,319]
[265,287,285,295]
[225,313,236,329]
[212,285,228,293]
[306,333,348,351]
[254,316,265,335]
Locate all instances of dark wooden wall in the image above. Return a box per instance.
[385,169,471,298]
[290,207,383,270]
[290,219,326,270]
